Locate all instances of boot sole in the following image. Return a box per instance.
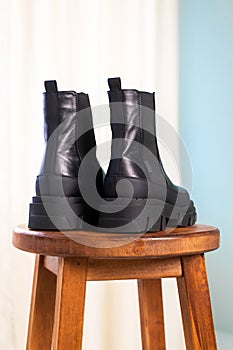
[98,198,196,233]
[28,196,99,230]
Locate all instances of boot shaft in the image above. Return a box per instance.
[107,78,160,179]
[41,80,96,176]
[108,77,156,143]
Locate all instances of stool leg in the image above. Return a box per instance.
[52,257,88,350]
[27,255,57,350]
[138,279,166,350]
[177,255,217,350]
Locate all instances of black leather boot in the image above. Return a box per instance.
[29,80,103,230]
[98,77,196,233]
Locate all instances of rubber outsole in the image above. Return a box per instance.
[98,198,197,233]
[29,196,196,233]
[28,196,99,230]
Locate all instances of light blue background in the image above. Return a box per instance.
[179,0,233,341]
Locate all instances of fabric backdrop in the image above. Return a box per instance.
[0,0,184,349]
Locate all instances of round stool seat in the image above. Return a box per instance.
[13,224,220,258]
[13,224,220,350]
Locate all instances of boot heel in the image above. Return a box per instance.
[98,198,197,233]
[98,198,166,233]
[29,196,99,230]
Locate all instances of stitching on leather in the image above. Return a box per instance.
[138,93,144,174]
[43,94,49,174]
[120,90,125,177]
[75,93,82,163]
[52,92,59,173]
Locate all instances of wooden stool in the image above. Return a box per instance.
[13,224,220,350]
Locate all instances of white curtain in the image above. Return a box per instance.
[1,0,184,349]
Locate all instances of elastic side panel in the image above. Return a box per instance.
[140,92,155,110]
[140,92,156,141]
[76,93,96,159]
[108,90,125,136]
[43,92,59,140]
[42,92,60,173]
[108,90,125,173]
[139,91,159,158]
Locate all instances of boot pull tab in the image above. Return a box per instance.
[44,80,58,93]
[108,77,121,91]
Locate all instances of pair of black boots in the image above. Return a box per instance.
[29,78,196,233]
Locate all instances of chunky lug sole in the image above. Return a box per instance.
[98,198,196,233]
[29,196,99,230]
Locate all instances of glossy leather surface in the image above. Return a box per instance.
[105,83,191,206]
[41,91,80,177]
[37,86,103,197]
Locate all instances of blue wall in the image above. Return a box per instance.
[179,0,233,334]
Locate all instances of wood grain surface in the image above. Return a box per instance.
[177,255,217,349]
[13,224,220,258]
[26,255,56,350]
[138,279,166,350]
